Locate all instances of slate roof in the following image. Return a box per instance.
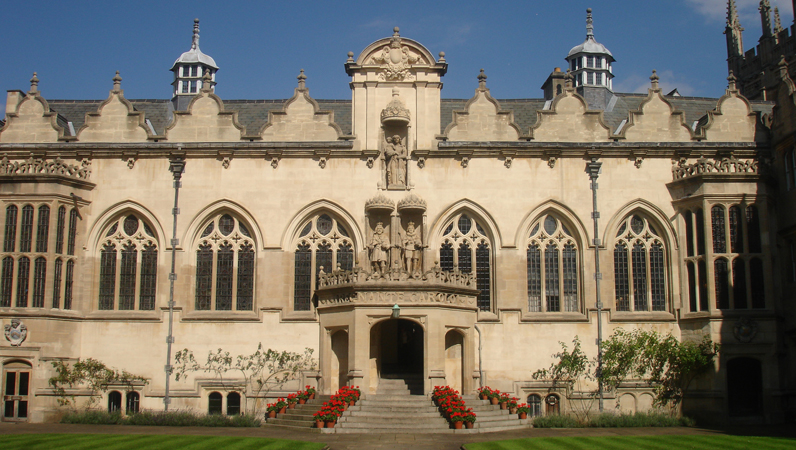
[44,94,773,139]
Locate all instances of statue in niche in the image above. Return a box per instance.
[384,135,407,187]
[369,222,390,276]
[400,221,423,275]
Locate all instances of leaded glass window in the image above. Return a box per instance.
[195,213,256,311]
[4,206,17,252]
[729,206,742,253]
[32,257,46,308]
[64,260,74,309]
[67,209,78,256]
[19,206,34,253]
[746,205,761,253]
[613,214,667,312]
[528,394,542,417]
[1,257,13,307]
[98,214,158,311]
[711,205,726,253]
[55,206,65,254]
[527,215,579,313]
[293,213,355,311]
[52,258,62,309]
[714,258,729,310]
[732,258,747,309]
[440,213,493,311]
[36,206,49,253]
[16,257,29,307]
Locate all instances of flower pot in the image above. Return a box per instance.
[465,422,474,429]
[288,402,296,409]
[315,420,324,428]
[267,410,276,419]
[510,407,518,414]
[349,400,356,406]
[453,421,463,429]
[490,397,499,405]
[278,406,286,414]
[325,420,336,428]
[309,393,315,399]
[499,402,508,410]
[518,412,527,419]
[298,398,306,405]
[480,394,488,400]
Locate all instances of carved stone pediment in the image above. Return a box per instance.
[359,28,431,81]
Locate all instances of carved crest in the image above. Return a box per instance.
[367,28,426,81]
[4,318,27,346]
[733,316,758,343]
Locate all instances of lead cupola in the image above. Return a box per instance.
[171,18,218,110]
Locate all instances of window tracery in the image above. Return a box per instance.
[527,215,579,313]
[293,213,354,311]
[613,214,667,312]
[98,214,158,311]
[194,213,255,311]
[440,213,492,311]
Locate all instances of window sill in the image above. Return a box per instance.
[610,311,676,322]
[520,311,589,323]
[86,310,161,321]
[281,310,318,322]
[181,311,260,322]
[680,309,774,321]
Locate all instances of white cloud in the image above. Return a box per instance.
[614,70,697,96]
[685,0,793,23]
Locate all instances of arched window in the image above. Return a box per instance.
[527,394,542,417]
[227,392,241,415]
[35,206,49,253]
[195,213,255,311]
[32,257,46,308]
[711,205,726,253]
[55,206,65,254]
[4,205,18,252]
[98,214,158,311]
[613,215,667,312]
[126,392,140,413]
[67,208,78,256]
[52,258,62,309]
[208,392,223,415]
[19,205,33,253]
[440,213,492,311]
[527,215,578,313]
[16,257,29,307]
[1,257,13,307]
[108,391,122,412]
[293,213,354,311]
[64,260,74,310]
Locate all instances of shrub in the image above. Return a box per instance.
[229,414,262,427]
[532,414,582,428]
[589,411,691,427]
[61,410,124,425]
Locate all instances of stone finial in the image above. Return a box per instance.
[477,69,487,89]
[650,70,660,89]
[777,56,789,80]
[727,0,740,26]
[29,72,39,94]
[586,8,594,38]
[438,51,446,63]
[112,71,122,92]
[297,69,307,89]
[759,0,773,37]
[565,69,574,88]
[393,26,400,37]
[192,18,200,50]
[728,70,738,90]
[347,51,354,63]
[773,7,783,33]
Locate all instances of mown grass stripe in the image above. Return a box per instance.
[463,435,796,450]
[0,434,326,450]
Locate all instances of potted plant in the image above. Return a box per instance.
[305,385,316,399]
[499,392,510,410]
[313,408,334,428]
[265,403,278,419]
[516,403,530,420]
[297,390,309,405]
[274,397,288,414]
[508,396,519,414]
[476,386,491,401]
[287,393,298,409]
[464,410,476,429]
[450,411,465,429]
[489,389,501,405]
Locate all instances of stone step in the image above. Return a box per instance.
[263,423,324,432]
[336,420,448,429]
[475,413,518,422]
[266,417,319,427]
[360,396,431,404]
[338,415,448,424]
[332,427,455,434]
[346,409,442,417]
[354,406,440,413]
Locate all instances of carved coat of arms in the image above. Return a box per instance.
[368,29,425,81]
[4,318,27,346]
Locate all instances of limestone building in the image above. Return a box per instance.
[1,3,794,425]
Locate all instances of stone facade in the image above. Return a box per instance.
[0,6,794,425]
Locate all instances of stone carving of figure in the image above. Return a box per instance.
[369,222,390,275]
[384,135,407,187]
[401,221,422,274]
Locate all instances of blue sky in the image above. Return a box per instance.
[1,0,794,116]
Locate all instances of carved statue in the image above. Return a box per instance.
[369,222,390,275]
[384,135,407,187]
[401,221,422,274]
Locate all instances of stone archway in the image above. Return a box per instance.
[445,330,464,393]
[370,319,424,393]
[331,330,349,392]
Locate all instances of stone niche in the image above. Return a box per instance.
[380,88,411,190]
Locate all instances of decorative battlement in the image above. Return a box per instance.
[671,156,762,180]
[0,155,91,180]
[317,263,475,289]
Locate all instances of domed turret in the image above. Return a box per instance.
[565,9,614,90]
[171,19,218,109]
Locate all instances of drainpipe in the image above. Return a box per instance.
[586,158,604,413]
[164,155,185,411]
[474,324,484,389]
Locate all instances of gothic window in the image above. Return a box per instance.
[440,213,492,311]
[4,206,17,252]
[613,215,667,312]
[98,214,158,311]
[32,257,46,308]
[16,257,29,307]
[195,213,255,311]
[36,206,49,253]
[1,257,13,307]
[293,213,354,311]
[52,259,62,309]
[527,215,579,313]
[64,260,74,309]
[19,206,33,253]
[67,209,78,256]
[55,206,65,254]
[108,391,122,412]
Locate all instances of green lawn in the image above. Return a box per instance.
[0,434,325,450]
[464,435,796,450]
